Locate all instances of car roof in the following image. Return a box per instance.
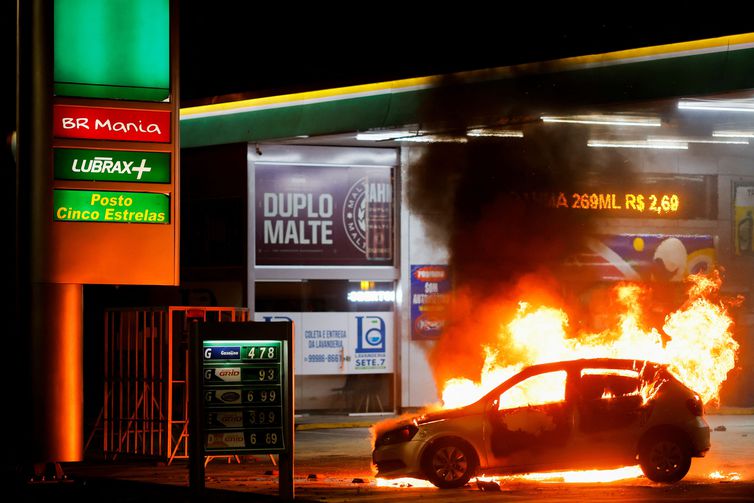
[518,358,663,377]
[481,358,665,401]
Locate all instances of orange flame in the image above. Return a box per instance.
[441,271,740,409]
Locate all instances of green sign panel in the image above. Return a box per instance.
[54,148,171,183]
[54,0,170,101]
[53,189,170,223]
[202,340,286,453]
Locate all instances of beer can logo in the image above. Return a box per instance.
[342,178,367,253]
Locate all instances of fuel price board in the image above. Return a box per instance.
[202,340,286,452]
[190,321,294,498]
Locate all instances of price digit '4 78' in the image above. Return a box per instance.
[248,346,275,360]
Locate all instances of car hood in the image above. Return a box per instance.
[416,402,481,425]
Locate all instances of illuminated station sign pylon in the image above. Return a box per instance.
[50,0,179,286]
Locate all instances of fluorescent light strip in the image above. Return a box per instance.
[542,115,661,127]
[712,130,754,138]
[647,136,749,145]
[466,128,524,137]
[678,100,754,112]
[356,130,419,141]
[396,135,468,143]
[588,140,688,150]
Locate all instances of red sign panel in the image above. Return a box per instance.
[53,104,171,143]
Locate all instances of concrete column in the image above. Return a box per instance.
[31,283,84,462]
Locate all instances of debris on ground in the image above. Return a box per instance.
[476,479,501,491]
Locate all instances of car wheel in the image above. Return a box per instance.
[422,438,476,489]
[638,433,691,483]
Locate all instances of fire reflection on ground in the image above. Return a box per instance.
[376,466,747,488]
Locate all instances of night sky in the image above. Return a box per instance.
[3,6,753,120]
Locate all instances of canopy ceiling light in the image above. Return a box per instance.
[678,99,754,112]
[542,114,661,127]
[712,130,754,138]
[355,130,419,141]
[466,128,524,138]
[587,139,687,150]
[647,135,749,145]
[396,134,468,143]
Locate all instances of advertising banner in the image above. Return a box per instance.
[561,234,716,282]
[255,311,393,375]
[734,185,754,255]
[539,174,717,219]
[255,164,393,266]
[411,265,451,340]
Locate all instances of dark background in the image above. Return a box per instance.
[5,6,754,119]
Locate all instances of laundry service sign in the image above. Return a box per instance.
[255,312,393,375]
[255,164,393,266]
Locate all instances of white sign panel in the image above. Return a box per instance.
[300,312,348,374]
[256,311,393,375]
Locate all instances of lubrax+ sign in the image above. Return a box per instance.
[54,148,171,183]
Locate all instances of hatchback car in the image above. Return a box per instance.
[373,358,710,488]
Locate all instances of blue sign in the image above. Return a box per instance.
[204,346,241,360]
[411,265,451,340]
[355,316,386,353]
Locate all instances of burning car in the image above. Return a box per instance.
[373,358,710,488]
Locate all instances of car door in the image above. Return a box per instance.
[484,369,574,472]
[569,368,647,467]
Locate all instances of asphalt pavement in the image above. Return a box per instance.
[8,410,754,502]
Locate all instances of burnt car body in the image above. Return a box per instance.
[373,358,710,488]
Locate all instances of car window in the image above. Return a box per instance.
[579,368,640,400]
[497,370,567,410]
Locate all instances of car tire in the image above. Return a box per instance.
[422,438,476,489]
[638,432,691,483]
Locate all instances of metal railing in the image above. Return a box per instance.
[100,306,248,463]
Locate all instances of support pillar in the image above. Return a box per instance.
[31,283,84,462]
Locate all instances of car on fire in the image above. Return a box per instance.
[372,358,710,488]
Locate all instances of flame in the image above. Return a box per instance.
[375,466,644,488]
[708,470,741,481]
[375,477,437,488]
[441,271,740,409]
[500,465,643,483]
